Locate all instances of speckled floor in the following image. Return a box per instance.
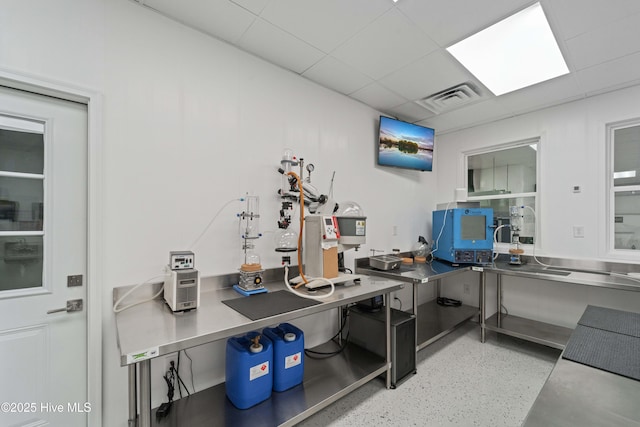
[297,321,561,427]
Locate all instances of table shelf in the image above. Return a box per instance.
[483,313,573,350]
[415,300,478,350]
[150,340,385,427]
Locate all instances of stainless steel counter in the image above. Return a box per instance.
[114,270,403,427]
[355,256,471,284]
[486,259,640,292]
[523,357,640,426]
[357,254,640,349]
[355,255,478,351]
[115,273,402,366]
[477,256,640,349]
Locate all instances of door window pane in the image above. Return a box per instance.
[614,191,640,250]
[0,236,43,291]
[0,128,44,174]
[0,177,43,232]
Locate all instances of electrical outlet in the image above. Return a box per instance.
[392,225,398,236]
[463,284,470,294]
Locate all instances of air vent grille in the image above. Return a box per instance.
[415,82,482,114]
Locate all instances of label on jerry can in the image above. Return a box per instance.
[284,352,302,369]
[249,361,270,381]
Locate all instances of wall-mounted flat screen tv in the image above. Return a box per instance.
[377,116,434,172]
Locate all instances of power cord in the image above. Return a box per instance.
[436,297,462,307]
[157,367,175,419]
[182,349,196,394]
[157,359,191,419]
[171,360,191,399]
[305,307,350,359]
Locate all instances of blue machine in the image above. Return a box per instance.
[432,207,494,264]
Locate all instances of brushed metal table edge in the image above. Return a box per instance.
[115,276,403,366]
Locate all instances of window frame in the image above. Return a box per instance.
[607,118,640,256]
[463,137,540,255]
[0,114,49,298]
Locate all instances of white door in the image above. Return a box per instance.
[0,86,88,427]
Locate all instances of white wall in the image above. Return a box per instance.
[1,1,437,425]
[436,85,640,325]
[5,1,640,425]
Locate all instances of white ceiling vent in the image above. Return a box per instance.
[415,82,482,114]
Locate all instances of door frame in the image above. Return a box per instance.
[0,67,103,426]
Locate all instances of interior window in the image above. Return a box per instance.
[466,140,538,248]
[610,123,640,251]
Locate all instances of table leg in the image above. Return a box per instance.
[413,283,418,352]
[128,364,137,427]
[480,271,486,343]
[497,274,502,328]
[385,296,391,389]
[139,359,151,427]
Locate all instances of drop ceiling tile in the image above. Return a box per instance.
[574,51,640,96]
[565,12,640,71]
[544,0,640,40]
[398,0,532,47]
[237,18,325,74]
[144,0,256,44]
[421,99,510,133]
[378,50,477,101]
[350,82,408,112]
[302,56,373,95]
[259,0,392,53]
[331,8,438,80]
[496,73,583,114]
[385,102,435,123]
[230,0,269,15]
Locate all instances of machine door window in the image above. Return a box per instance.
[465,139,539,251]
[0,117,45,292]
[609,121,640,252]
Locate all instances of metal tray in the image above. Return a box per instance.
[369,255,402,271]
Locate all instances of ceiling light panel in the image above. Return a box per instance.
[447,3,569,96]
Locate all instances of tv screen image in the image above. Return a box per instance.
[377,116,434,172]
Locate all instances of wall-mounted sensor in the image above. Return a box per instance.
[572,185,581,193]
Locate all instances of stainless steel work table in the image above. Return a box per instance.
[480,257,640,349]
[114,270,403,427]
[355,255,477,351]
[523,357,640,426]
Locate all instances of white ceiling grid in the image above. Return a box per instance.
[138,0,640,134]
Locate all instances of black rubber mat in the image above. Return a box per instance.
[577,305,640,338]
[562,324,640,381]
[222,290,321,321]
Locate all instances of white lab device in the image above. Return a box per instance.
[304,215,340,279]
[164,251,200,312]
[164,269,200,312]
